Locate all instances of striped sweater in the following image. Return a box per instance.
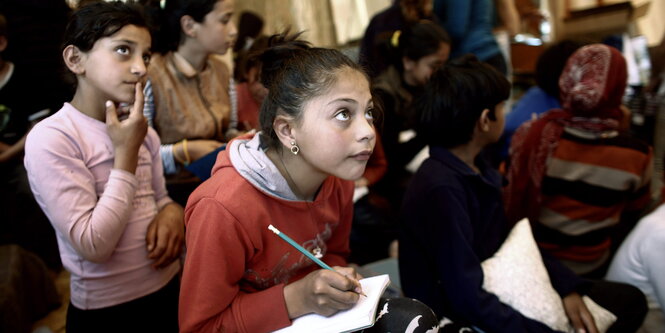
[534,126,652,267]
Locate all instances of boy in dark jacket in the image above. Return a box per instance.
[399,55,647,332]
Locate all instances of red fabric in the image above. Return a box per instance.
[362,132,388,185]
[179,139,354,333]
[504,44,627,224]
[539,239,612,262]
[236,82,261,131]
[559,44,627,119]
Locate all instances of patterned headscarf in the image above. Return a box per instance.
[559,44,627,119]
[504,44,628,224]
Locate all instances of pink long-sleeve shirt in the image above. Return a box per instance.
[24,103,180,309]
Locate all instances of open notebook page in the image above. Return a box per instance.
[272,274,390,333]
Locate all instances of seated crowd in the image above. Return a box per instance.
[1,0,664,332]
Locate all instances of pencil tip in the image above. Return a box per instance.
[268,224,279,234]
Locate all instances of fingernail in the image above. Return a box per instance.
[105,100,113,108]
[578,329,586,333]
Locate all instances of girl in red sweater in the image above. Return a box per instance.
[179,35,440,332]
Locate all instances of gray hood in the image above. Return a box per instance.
[228,133,300,201]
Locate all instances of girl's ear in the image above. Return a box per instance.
[272,113,296,149]
[247,66,261,84]
[0,36,8,53]
[63,45,85,75]
[180,15,197,38]
[477,108,491,133]
[402,56,415,72]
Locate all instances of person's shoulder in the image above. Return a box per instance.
[188,163,257,208]
[25,106,79,155]
[612,132,652,155]
[638,205,665,236]
[366,4,396,27]
[148,52,168,67]
[146,52,171,78]
[412,156,468,193]
[208,55,231,73]
[28,105,71,136]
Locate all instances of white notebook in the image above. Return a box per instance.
[272,274,391,333]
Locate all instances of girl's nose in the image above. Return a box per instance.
[131,57,147,76]
[357,116,376,143]
[229,23,239,44]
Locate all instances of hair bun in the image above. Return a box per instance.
[259,31,311,89]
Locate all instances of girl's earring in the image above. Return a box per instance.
[290,141,300,155]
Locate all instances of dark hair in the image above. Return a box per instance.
[62,1,148,88]
[385,20,450,72]
[258,33,370,150]
[235,30,307,82]
[399,0,434,23]
[151,0,220,53]
[233,11,264,53]
[536,39,586,98]
[233,34,268,81]
[416,55,510,148]
[62,1,148,53]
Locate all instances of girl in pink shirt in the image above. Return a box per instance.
[24,2,184,332]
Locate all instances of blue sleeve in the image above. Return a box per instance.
[505,87,561,136]
[434,0,471,42]
[143,79,178,175]
[426,187,561,332]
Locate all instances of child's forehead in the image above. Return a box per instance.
[99,24,151,46]
[310,69,371,105]
[331,68,369,91]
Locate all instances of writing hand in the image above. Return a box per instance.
[283,268,361,318]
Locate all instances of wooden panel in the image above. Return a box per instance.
[511,42,545,75]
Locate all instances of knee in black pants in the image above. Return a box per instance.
[363,297,439,333]
[585,280,647,333]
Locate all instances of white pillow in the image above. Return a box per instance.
[480,218,617,332]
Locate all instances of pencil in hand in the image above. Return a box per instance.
[268,224,366,297]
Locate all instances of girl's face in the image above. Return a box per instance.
[194,0,237,55]
[78,24,151,104]
[403,41,450,87]
[293,68,376,181]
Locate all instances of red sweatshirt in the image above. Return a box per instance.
[179,135,354,333]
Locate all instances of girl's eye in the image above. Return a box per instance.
[335,109,350,121]
[116,46,130,55]
[143,54,152,65]
[365,108,374,120]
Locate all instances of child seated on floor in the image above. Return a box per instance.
[399,55,647,332]
[178,33,440,333]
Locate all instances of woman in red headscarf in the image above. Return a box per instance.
[504,44,653,277]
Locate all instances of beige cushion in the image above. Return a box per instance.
[481,219,617,332]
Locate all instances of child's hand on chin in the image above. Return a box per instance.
[106,83,148,172]
[115,103,132,121]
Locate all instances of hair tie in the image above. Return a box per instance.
[391,30,401,48]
